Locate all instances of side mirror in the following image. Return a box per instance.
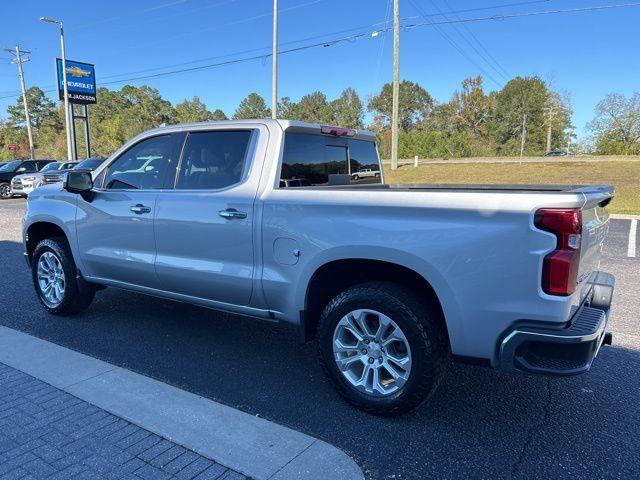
[64,170,93,194]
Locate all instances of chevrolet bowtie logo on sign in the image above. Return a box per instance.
[66,66,92,78]
[56,59,97,105]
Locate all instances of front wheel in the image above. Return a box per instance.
[0,182,12,199]
[317,282,446,416]
[31,237,95,315]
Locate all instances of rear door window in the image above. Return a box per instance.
[280,133,381,187]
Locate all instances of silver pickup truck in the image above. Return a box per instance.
[23,119,615,415]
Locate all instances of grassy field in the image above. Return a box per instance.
[385,161,640,215]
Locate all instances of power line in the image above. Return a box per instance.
[1,1,639,101]
[402,0,555,20]
[374,0,393,84]
[0,1,567,93]
[405,2,640,28]
[407,0,505,87]
[439,0,513,80]
[109,0,326,57]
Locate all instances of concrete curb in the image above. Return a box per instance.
[0,325,364,480]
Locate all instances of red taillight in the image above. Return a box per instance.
[320,125,356,137]
[534,208,582,296]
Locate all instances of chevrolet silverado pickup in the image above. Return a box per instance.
[23,119,615,415]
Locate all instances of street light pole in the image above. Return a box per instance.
[41,17,74,161]
[272,0,278,119]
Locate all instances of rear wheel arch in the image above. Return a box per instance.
[302,258,450,348]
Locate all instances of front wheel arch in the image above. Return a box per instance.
[26,222,68,264]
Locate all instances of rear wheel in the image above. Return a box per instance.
[317,282,445,415]
[31,237,95,315]
[0,182,12,199]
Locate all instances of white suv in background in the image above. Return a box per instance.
[11,161,77,197]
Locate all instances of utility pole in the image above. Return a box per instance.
[519,112,527,163]
[390,0,400,170]
[5,45,35,159]
[271,0,278,119]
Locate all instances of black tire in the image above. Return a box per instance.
[317,282,446,416]
[352,174,359,181]
[31,237,95,315]
[0,182,12,199]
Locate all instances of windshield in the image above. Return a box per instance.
[74,158,105,170]
[41,162,62,172]
[0,160,22,173]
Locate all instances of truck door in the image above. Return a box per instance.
[153,129,258,306]
[75,133,182,288]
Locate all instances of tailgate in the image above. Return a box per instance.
[576,185,614,301]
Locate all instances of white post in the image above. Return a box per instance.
[271,0,278,119]
[414,155,419,168]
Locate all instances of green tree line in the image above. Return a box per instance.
[1,75,638,161]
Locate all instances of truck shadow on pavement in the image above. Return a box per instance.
[1,239,639,480]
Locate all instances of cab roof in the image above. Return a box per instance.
[147,119,376,142]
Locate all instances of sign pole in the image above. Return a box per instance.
[83,105,91,158]
[69,104,78,161]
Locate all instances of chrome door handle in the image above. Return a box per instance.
[130,204,151,214]
[219,208,247,220]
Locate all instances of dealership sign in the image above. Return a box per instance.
[56,59,97,104]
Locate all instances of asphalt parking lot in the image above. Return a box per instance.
[1,198,638,480]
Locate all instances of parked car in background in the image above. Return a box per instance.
[40,157,106,187]
[22,120,615,415]
[0,159,55,199]
[545,150,569,157]
[11,161,77,197]
[351,168,381,181]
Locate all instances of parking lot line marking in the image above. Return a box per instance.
[629,219,637,258]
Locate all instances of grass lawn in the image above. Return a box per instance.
[385,161,640,215]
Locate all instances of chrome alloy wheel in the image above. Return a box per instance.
[37,252,66,307]
[332,309,412,396]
